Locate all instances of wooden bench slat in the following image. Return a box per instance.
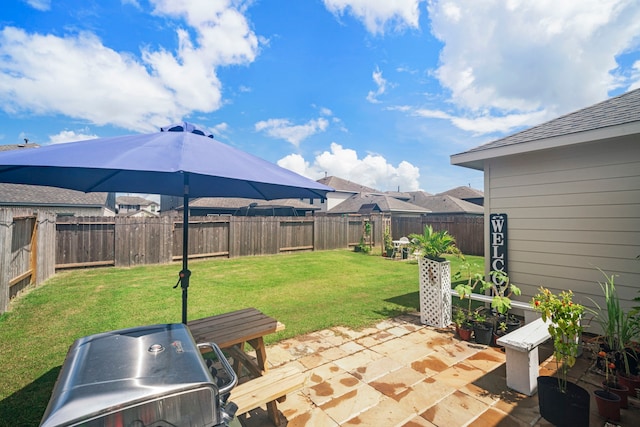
[187,308,282,348]
[229,366,306,415]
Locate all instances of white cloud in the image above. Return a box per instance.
[48,129,99,144]
[24,0,50,11]
[323,0,424,35]
[366,66,388,103]
[121,0,141,9]
[0,0,260,132]
[428,0,640,119]
[398,106,547,134]
[255,117,329,147]
[277,142,420,192]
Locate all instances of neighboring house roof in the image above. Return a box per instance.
[405,191,433,207]
[187,197,319,210]
[384,191,412,201]
[121,209,159,218]
[412,194,483,214]
[0,183,112,208]
[327,193,430,215]
[452,88,640,170]
[116,196,157,207]
[0,143,39,151]
[317,176,379,193]
[437,186,484,200]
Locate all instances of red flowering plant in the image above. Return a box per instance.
[532,287,585,393]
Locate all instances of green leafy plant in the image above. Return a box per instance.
[587,269,640,377]
[479,270,522,316]
[498,321,508,333]
[453,306,468,328]
[383,224,394,256]
[355,236,371,254]
[472,309,487,323]
[409,225,461,261]
[532,287,585,393]
[453,261,483,327]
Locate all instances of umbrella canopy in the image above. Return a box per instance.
[0,124,333,323]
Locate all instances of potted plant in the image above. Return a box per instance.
[479,270,522,333]
[408,225,460,261]
[587,270,634,409]
[409,225,461,327]
[453,306,473,341]
[532,287,590,427]
[452,261,482,339]
[493,321,508,347]
[471,309,494,345]
[594,349,625,417]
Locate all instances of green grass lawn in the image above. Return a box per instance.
[0,249,483,426]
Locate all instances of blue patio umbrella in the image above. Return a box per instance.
[0,123,332,323]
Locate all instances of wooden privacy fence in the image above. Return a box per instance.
[55,215,386,269]
[0,209,56,313]
[392,214,484,256]
[0,209,481,314]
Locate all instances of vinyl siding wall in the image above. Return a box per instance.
[484,135,640,321]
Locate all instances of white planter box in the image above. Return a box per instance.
[418,258,451,327]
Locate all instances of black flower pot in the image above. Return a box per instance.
[473,322,493,345]
[537,376,589,427]
[505,317,521,333]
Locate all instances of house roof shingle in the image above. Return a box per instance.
[437,186,484,200]
[186,197,319,210]
[468,88,640,153]
[0,183,111,207]
[317,176,379,193]
[116,196,157,206]
[412,194,483,214]
[328,193,430,215]
[452,88,640,170]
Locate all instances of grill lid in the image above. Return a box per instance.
[40,323,218,427]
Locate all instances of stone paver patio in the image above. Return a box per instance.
[236,313,640,427]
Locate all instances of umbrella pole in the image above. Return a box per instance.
[181,174,191,324]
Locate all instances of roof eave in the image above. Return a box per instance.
[451,121,640,171]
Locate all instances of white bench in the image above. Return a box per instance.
[450,289,539,324]
[496,317,551,396]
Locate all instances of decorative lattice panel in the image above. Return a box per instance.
[418,258,451,327]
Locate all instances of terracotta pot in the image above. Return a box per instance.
[457,325,473,341]
[617,371,640,397]
[603,381,629,409]
[594,388,621,421]
[492,331,506,347]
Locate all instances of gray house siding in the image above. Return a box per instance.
[483,135,640,315]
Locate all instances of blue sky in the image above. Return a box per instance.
[2,0,640,195]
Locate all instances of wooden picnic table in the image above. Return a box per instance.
[188,307,287,425]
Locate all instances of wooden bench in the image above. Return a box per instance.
[496,317,551,396]
[188,308,285,377]
[229,365,307,426]
[188,308,287,425]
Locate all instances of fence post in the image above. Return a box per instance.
[36,211,56,284]
[0,209,13,313]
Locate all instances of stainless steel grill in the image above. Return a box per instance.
[40,323,237,427]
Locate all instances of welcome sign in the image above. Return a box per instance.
[490,213,508,288]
